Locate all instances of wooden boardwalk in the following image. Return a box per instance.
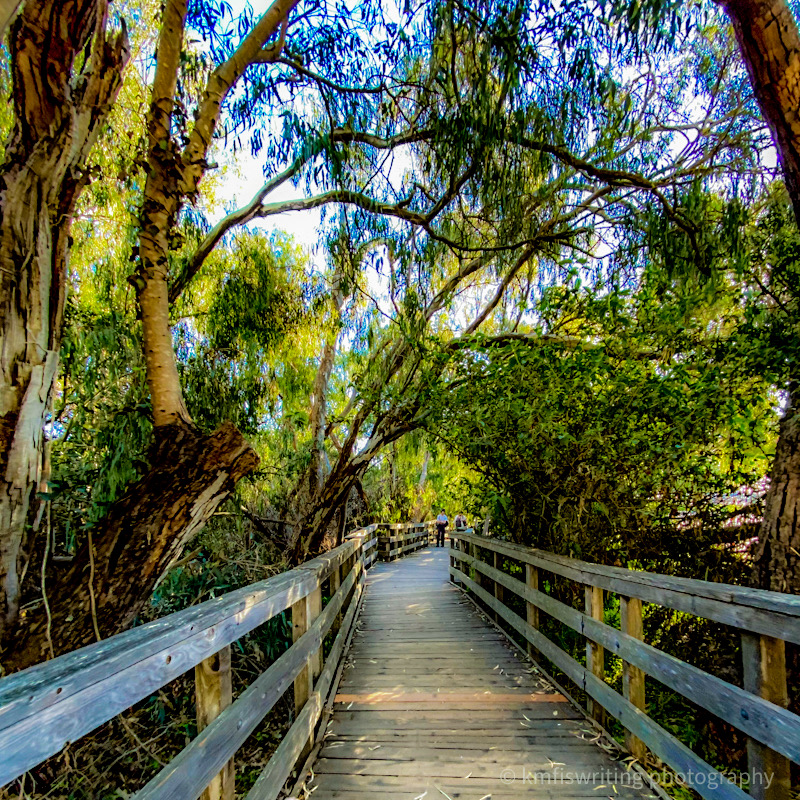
[307,546,659,799]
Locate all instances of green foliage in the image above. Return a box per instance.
[206,234,306,354]
[50,300,150,540]
[177,232,309,436]
[423,187,796,576]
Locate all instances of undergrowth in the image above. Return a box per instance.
[2,506,293,800]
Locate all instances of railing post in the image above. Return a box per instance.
[493,550,504,622]
[620,596,646,762]
[470,541,481,591]
[741,633,791,800]
[292,584,322,758]
[195,646,234,800]
[309,585,323,679]
[331,561,342,633]
[525,564,539,658]
[584,585,606,727]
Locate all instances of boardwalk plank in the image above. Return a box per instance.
[306,547,654,800]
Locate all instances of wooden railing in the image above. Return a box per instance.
[376,521,434,560]
[0,520,430,796]
[449,531,800,800]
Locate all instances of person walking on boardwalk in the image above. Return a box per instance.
[435,509,448,547]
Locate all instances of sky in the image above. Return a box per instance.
[216,149,322,251]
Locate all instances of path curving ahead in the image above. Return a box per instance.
[306,545,659,799]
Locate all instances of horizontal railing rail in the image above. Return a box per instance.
[0,519,433,796]
[376,521,433,559]
[449,531,800,800]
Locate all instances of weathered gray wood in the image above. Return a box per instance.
[195,646,234,800]
[309,586,323,681]
[526,563,539,659]
[330,563,342,633]
[452,564,750,800]
[742,633,792,800]
[585,585,606,725]
[450,532,800,643]
[303,547,654,800]
[293,587,313,719]
[245,574,365,800]
[132,563,361,800]
[620,596,646,763]
[293,583,323,763]
[309,775,656,799]
[379,527,428,561]
[246,524,437,799]
[450,548,800,762]
[493,550,504,623]
[0,537,367,787]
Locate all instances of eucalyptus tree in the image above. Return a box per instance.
[426,259,778,577]
[0,0,129,644]
[178,0,766,563]
[1,0,423,668]
[604,0,800,591]
[606,0,800,592]
[267,3,770,561]
[1,0,775,668]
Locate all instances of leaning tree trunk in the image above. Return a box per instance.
[721,0,800,591]
[410,450,431,522]
[0,0,128,641]
[289,409,420,563]
[290,464,364,564]
[752,389,800,593]
[4,421,258,671]
[283,277,344,551]
[722,0,800,227]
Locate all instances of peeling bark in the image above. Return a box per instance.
[0,0,129,639]
[136,0,191,428]
[3,421,258,672]
[752,391,800,592]
[722,0,800,226]
[720,0,800,591]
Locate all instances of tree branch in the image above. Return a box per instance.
[254,188,428,225]
[463,246,534,335]
[179,0,300,200]
[270,56,388,93]
[170,150,309,302]
[254,16,288,63]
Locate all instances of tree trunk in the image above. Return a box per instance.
[722,0,800,227]
[411,450,431,522]
[289,467,363,564]
[720,0,800,592]
[3,421,258,672]
[288,414,420,562]
[307,310,342,497]
[283,277,345,548]
[753,390,800,593]
[0,0,128,640]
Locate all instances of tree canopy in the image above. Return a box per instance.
[0,0,799,676]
